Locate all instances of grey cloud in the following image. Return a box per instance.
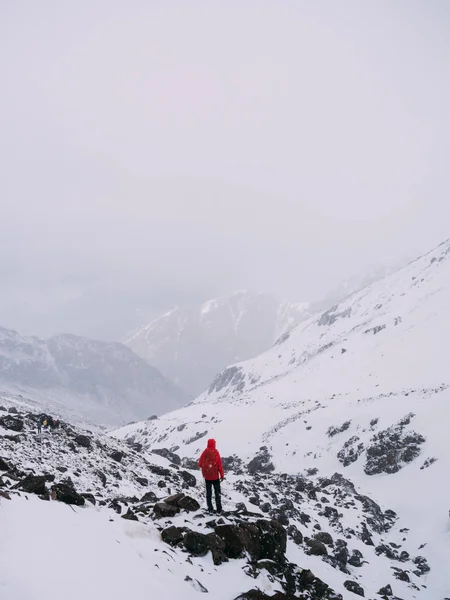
[1,0,449,338]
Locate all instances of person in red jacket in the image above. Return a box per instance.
[198,438,224,513]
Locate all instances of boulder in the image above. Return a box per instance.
[377,584,393,596]
[344,581,365,597]
[179,470,197,487]
[162,526,184,546]
[122,508,139,521]
[348,549,364,567]
[0,457,11,471]
[164,493,185,506]
[206,532,228,566]
[305,538,328,556]
[153,502,180,519]
[14,474,47,496]
[314,531,334,547]
[152,448,181,465]
[287,524,303,546]
[140,491,158,503]
[110,450,124,463]
[136,477,148,487]
[52,480,85,506]
[74,435,91,449]
[183,531,210,557]
[0,415,24,432]
[247,446,275,475]
[178,495,200,512]
[81,493,96,505]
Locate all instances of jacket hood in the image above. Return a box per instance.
[207,438,216,449]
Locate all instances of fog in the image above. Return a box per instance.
[1,1,449,340]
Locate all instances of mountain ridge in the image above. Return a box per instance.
[0,326,187,426]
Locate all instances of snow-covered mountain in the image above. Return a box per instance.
[126,291,312,396]
[0,327,187,426]
[114,238,450,599]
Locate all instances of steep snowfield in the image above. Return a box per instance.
[114,239,450,599]
[0,328,187,426]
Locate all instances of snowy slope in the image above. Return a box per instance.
[114,238,450,599]
[126,291,312,396]
[0,327,187,426]
[0,400,441,600]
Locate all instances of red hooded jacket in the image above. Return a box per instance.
[198,439,224,481]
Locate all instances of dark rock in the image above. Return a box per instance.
[153,502,180,519]
[184,531,210,556]
[287,524,303,545]
[348,549,364,567]
[8,407,19,414]
[96,470,107,487]
[247,446,275,474]
[344,581,365,596]
[206,532,228,565]
[157,480,166,488]
[179,470,197,487]
[392,567,410,582]
[110,450,124,462]
[0,457,10,471]
[164,493,185,506]
[413,555,430,575]
[305,539,328,556]
[136,477,148,486]
[74,434,91,449]
[181,457,198,471]
[81,493,96,505]
[122,508,139,521]
[14,474,47,496]
[140,491,158,503]
[314,531,334,547]
[215,524,245,559]
[178,495,200,512]
[377,584,393,596]
[260,502,271,513]
[327,421,351,437]
[148,465,171,477]
[0,415,24,432]
[52,480,85,506]
[234,590,297,599]
[364,420,425,476]
[162,526,185,546]
[152,448,181,465]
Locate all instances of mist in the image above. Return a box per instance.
[1,0,449,340]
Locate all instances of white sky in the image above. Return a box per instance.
[1,1,449,339]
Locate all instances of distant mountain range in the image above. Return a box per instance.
[125,263,406,397]
[125,292,312,396]
[0,327,187,426]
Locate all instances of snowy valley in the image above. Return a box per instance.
[1,239,449,600]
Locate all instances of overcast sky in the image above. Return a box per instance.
[1,0,449,340]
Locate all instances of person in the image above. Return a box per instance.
[37,416,42,434]
[198,438,224,514]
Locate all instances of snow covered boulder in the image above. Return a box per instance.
[344,580,365,596]
[247,446,275,475]
[0,415,24,432]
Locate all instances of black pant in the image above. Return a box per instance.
[205,479,222,512]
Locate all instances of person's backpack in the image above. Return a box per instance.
[202,450,218,479]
